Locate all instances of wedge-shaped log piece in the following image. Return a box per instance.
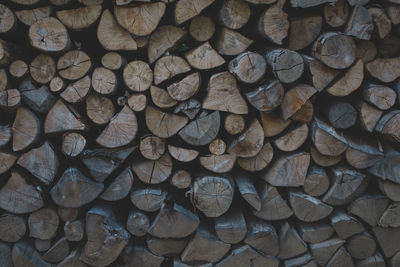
[0,214,26,242]
[179,111,220,146]
[181,226,231,264]
[82,146,134,183]
[56,5,102,30]
[378,179,400,201]
[127,210,149,237]
[273,123,308,152]
[193,175,234,217]
[132,153,172,184]
[154,56,190,85]
[167,72,201,101]
[298,222,334,243]
[347,231,376,259]
[323,166,369,206]
[17,141,58,185]
[148,203,200,238]
[200,154,236,173]
[246,80,284,112]
[326,59,364,97]
[366,57,400,83]
[372,226,400,258]
[15,6,51,26]
[130,188,167,212]
[97,9,137,51]
[345,5,373,40]
[45,100,86,134]
[80,206,130,266]
[260,152,310,187]
[185,42,225,70]
[148,25,186,64]
[329,210,364,239]
[281,84,317,120]
[12,107,40,152]
[235,172,261,211]
[61,75,91,104]
[289,191,333,222]
[150,86,177,109]
[260,111,291,137]
[114,2,166,36]
[303,55,339,92]
[216,28,253,56]
[347,194,389,227]
[215,245,279,267]
[0,172,43,214]
[304,166,330,197]
[253,182,293,220]
[50,168,104,208]
[96,105,138,148]
[310,118,348,156]
[289,15,322,51]
[259,5,288,45]
[310,238,345,266]
[175,0,215,25]
[147,237,188,257]
[146,106,188,138]
[0,151,16,175]
[326,247,354,267]
[278,222,307,260]
[168,145,199,162]
[214,209,247,244]
[244,218,279,256]
[43,237,70,263]
[228,119,264,158]
[86,93,115,125]
[229,51,266,84]
[237,142,274,172]
[174,99,202,119]
[379,202,400,228]
[101,168,133,201]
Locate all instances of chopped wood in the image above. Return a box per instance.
[259,5,289,45]
[189,16,215,42]
[56,5,102,31]
[260,111,291,137]
[0,89,21,111]
[60,75,91,103]
[28,208,59,240]
[224,113,245,135]
[127,210,149,237]
[185,42,225,70]
[237,142,274,172]
[15,6,51,26]
[363,84,396,110]
[347,194,389,227]
[154,56,190,85]
[326,59,364,97]
[273,123,308,152]
[289,191,333,222]
[281,84,317,120]
[329,210,364,239]
[304,166,330,196]
[290,0,336,8]
[216,28,253,56]
[289,15,322,50]
[345,5,373,40]
[215,244,279,267]
[131,188,167,212]
[147,237,188,257]
[366,57,400,83]
[310,238,345,266]
[326,247,354,267]
[9,60,27,80]
[228,119,264,158]
[228,52,266,84]
[86,93,115,125]
[12,107,40,151]
[179,111,220,146]
[167,72,200,101]
[278,222,308,259]
[298,222,334,243]
[57,50,91,81]
[168,144,199,162]
[323,0,349,27]
[347,231,376,259]
[0,214,26,242]
[171,170,192,189]
[266,49,304,84]
[244,218,279,256]
[100,168,133,201]
[174,0,214,25]
[64,219,84,241]
[132,153,172,184]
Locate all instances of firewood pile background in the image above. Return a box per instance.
[0,0,400,266]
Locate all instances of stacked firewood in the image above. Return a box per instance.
[0,0,400,266]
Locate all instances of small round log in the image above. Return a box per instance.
[324,101,357,129]
[189,16,215,42]
[304,166,330,197]
[265,49,304,84]
[101,52,125,70]
[123,60,153,92]
[0,214,26,242]
[323,0,349,27]
[224,113,245,135]
[9,60,28,80]
[139,135,165,160]
[228,52,266,84]
[131,153,172,184]
[86,93,115,125]
[259,5,289,45]
[30,54,56,84]
[62,132,86,157]
[127,210,150,237]
[49,76,65,93]
[171,170,192,189]
[28,208,59,240]
[127,93,147,112]
[57,50,91,80]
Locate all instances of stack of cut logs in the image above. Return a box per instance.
[0,0,400,266]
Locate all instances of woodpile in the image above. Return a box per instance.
[0,0,400,266]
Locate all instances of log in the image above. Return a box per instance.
[0,172,43,214]
[0,214,26,242]
[0,125,11,148]
[9,60,28,80]
[260,111,291,137]
[216,28,253,56]
[228,119,264,158]
[114,2,166,36]
[288,15,322,51]
[19,78,56,113]
[179,111,220,146]
[174,0,214,25]
[130,187,167,212]
[64,220,84,242]
[326,59,364,97]
[219,0,250,30]
[369,7,391,39]
[58,207,78,222]
[86,93,115,125]
[29,17,70,53]
[345,5,373,40]
[59,250,88,267]
[126,210,150,237]
[329,210,364,239]
[101,52,125,70]
[312,32,356,69]
[309,238,345,266]
[146,106,188,138]
[28,208,59,240]
[127,93,147,112]
[357,253,385,267]
[214,209,247,244]
[139,135,165,160]
[224,113,245,135]
[304,166,330,196]
[92,67,117,95]
[228,52,266,84]
[258,5,289,45]
[61,132,86,157]
[189,16,215,42]
[167,72,201,101]
[168,144,199,162]
[375,110,400,143]
[265,49,304,84]
[278,222,308,259]
[56,5,102,31]
[200,154,236,173]
[174,99,201,119]
[100,168,133,201]
[284,253,316,267]
[209,138,226,155]
[372,226,400,258]
[273,123,308,152]
[185,42,225,70]
[378,180,400,202]
[15,6,51,26]
[289,191,333,222]
[148,203,200,238]
[363,84,396,110]
[237,142,274,172]
[97,9,137,51]
[311,119,348,156]
[12,107,40,151]
[0,89,20,111]
[346,231,376,259]
[326,247,354,267]
[298,222,334,243]
[302,55,339,92]
[244,218,279,256]
[60,75,91,104]
[50,76,65,93]
[35,239,51,252]
[355,100,383,132]
[288,100,314,123]
[171,170,192,189]
[154,56,190,85]
[148,25,186,64]
[324,101,357,129]
[80,206,130,266]
[131,153,172,184]
[123,60,152,92]
[245,80,284,112]
[323,0,349,27]
[356,40,377,63]
[281,84,317,120]
[147,237,188,257]
[366,57,400,83]
[50,167,103,208]
[29,54,55,84]
[234,172,261,210]
[193,175,234,217]
[347,194,389,227]
[12,241,51,267]
[388,5,400,25]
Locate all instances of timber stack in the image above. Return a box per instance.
[0,0,399,266]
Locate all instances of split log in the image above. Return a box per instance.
[278,222,308,259]
[388,5,400,25]
[369,7,391,39]
[288,100,314,123]
[0,151,15,175]
[323,166,369,206]
[329,210,364,239]
[168,145,199,162]
[56,5,102,31]
[357,253,385,267]
[228,119,264,158]
[131,153,172,184]
[167,72,200,101]
[61,132,86,157]
[214,209,247,244]
[368,148,400,184]
[366,57,400,83]
[326,247,354,267]
[281,84,316,120]
[378,180,400,202]
[0,125,11,148]
[127,93,147,112]
[130,188,167,212]
[0,214,26,242]
[273,123,308,152]
[28,208,59,240]
[12,107,40,151]
[86,93,115,125]
[174,0,214,25]
[356,40,377,63]
[146,106,188,138]
[244,218,279,256]
[265,49,304,84]
[29,17,70,53]
[216,28,253,56]
[310,119,348,156]
[234,172,261,210]
[304,166,330,196]
[260,111,291,137]
[193,175,234,217]
[245,80,284,112]
[312,32,356,69]
[35,239,51,252]
[58,207,78,222]
[185,42,225,70]
[139,135,165,160]
[260,152,310,187]
[154,56,190,85]
[147,237,188,257]
[302,55,339,92]
[9,60,28,80]
[127,210,150,237]
[29,54,56,84]
[215,244,279,267]
[64,220,84,242]
[346,231,376,259]
[174,99,201,119]
[289,15,322,51]
[148,203,200,238]
[92,67,117,95]
[80,206,130,266]
[114,2,166,36]
[97,9,137,51]
[171,170,192,189]
[375,110,400,143]
[363,84,396,110]
[200,154,236,173]
[326,59,364,97]
[355,100,382,132]
[96,105,138,148]
[15,6,51,26]
[347,194,389,227]
[310,238,346,266]
[224,114,245,135]
[60,75,91,104]
[50,167,104,208]
[100,168,133,201]
[298,222,334,243]
[345,5,373,40]
[258,5,288,45]
[228,52,266,84]
[148,25,186,64]
[189,16,215,42]
[253,182,293,220]
[0,89,20,111]
[323,0,349,27]
[372,226,400,258]
[0,172,43,214]
[179,111,220,146]
[219,0,250,30]
[324,101,357,129]
[289,191,333,222]
[237,142,274,172]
